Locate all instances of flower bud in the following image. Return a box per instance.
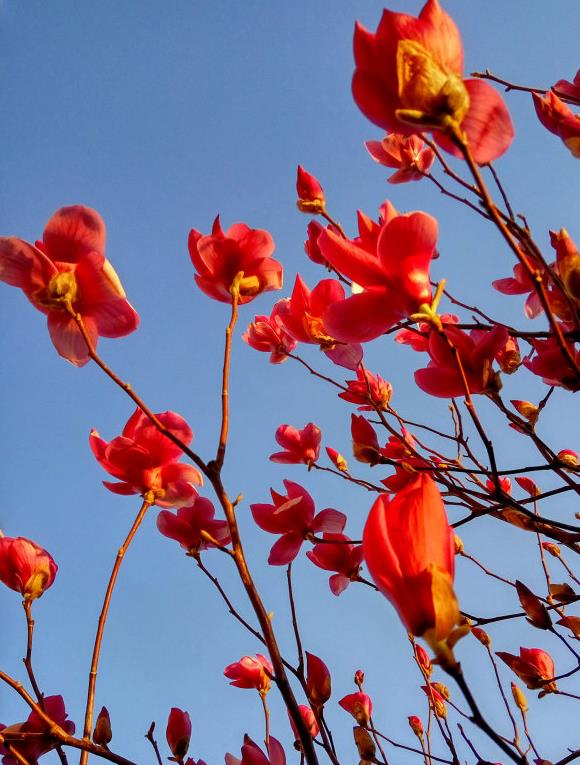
[296,166,326,214]
[471,627,491,647]
[511,400,539,423]
[353,726,376,762]
[415,645,432,677]
[326,447,349,473]
[306,652,331,707]
[288,705,319,741]
[453,535,464,554]
[408,716,423,738]
[354,670,365,688]
[511,682,528,712]
[93,707,112,746]
[541,542,561,558]
[166,708,191,760]
[557,449,579,468]
[339,692,373,727]
[431,682,450,700]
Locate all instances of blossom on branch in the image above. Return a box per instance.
[188,216,282,304]
[339,368,393,411]
[279,275,363,369]
[365,133,435,183]
[157,497,231,553]
[306,652,332,707]
[306,533,364,596]
[352,0,514,163]
[0,205,139,366]
[225,736,285,765]
[0,696,75,765]
[0,536,57,600]
[288,706,319,740]
[296,166,326,214]
[224,654,273,693]
[338,692,373,727]
[553,69,580,102]
[90,408,202,507]
[496,647,557,694]
[523,332,580,391]
[250,480,346,566]
[363,475,460,651]
[269,422,321,466]
[243,301,297,364]
[317,203,437,343]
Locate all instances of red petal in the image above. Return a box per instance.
[43,206,106,264]
[47,311,96,366]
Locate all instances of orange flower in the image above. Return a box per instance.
[363,475,459,649]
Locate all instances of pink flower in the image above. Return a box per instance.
[157,497,231,553]
[188,216,282,304]
[288,706,319,741]
[225,736,285,765]
[339,368,392,411]
[0,696,75,765]
[492,263,544,319]
[414,325,508,398]
[224,654,273,693]
[496,648,556,693]
[296,166,325,214]
[243,301,297,363]
[352,0,514,163]
[366,134,435,183]
[166,708,191,760]
[380,428,430,492]
[317,204,437,343]
[338,692,373,726]
[0,537,57,600]
[533,91,580,158]
[250,481,346,566]
[0,205,139,366]
[279,275,363,370]
[306,533,364,596]
[269,423,321,466]
[89,408,202,507]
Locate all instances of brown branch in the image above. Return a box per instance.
[79,499,152,765]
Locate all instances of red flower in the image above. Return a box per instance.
[317,205,437,343]
[296,166,326,214]
[533,91,580,158]
[306,652,332,707]
[250,481,346,566]
[552,229,580,308]
[0,537,57,600]
[363,475,459,646]
[0,206,139,366]
[225,736,285,765]
[492,262,545,319]
[414,324,508,398]
[338,692,373,726]
[496,648,556,693]
[89,408,202,507]
[0,696,75,765]
[157,497,231,553]
[352,0,514,163]
[380,428,430,492]
[288,706,319,740]
[339,368,392,411]
[366,134,435,183]
[166,708,191,760]
[188,216,282,304]
[306,533,364,596]
[243,300,297,363]
[224,654,273,693]
[279,275,363,370]
[304,221,329,266]
[396,314,459,352]
[523,333,580,391]
[270,423,321,466]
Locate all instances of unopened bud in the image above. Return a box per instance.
[93,706,112,746]
[511,682,528,713]
[541,542,561,558]
[408,716,423,738]
[453,534,464,554]
[353,726,376,761]
[557,449,578,468]
[471,626,491,647]
[354,670,365,688]
[510,400,539,422]
[296,166,326,214]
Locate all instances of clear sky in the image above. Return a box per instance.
[1,2,579,764]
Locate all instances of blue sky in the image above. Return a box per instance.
[1,2,579,764]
